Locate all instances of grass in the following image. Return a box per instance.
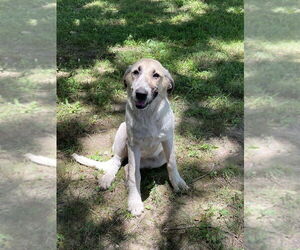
[57,0,244,249]
[244,1,300,248]
[0,1,56,249]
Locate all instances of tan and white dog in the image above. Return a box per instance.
[72,58,189,216]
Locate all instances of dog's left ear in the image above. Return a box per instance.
[123,65,132,88]
[165,69,174,94]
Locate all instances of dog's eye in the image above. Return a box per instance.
[153,73,160,79]
[132,70,139,76]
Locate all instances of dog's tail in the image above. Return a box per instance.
[24,153,56,167]
[71,153,115,171]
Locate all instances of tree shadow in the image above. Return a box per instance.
[58,0,243,149]
[57,166,133,249]
[57,0,244,248]
[0,113,55,159]
[0,170,56,250]
[57,146,244,248]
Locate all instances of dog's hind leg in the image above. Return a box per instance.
[73,122,128,189]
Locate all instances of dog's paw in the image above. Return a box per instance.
[98,173,115,190]
[171,176,189,193]
[128,199,144,216]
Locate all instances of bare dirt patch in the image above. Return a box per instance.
[58,115,243,249]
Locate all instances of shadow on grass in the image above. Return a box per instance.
[57,196,129,249]
[57,0,243,148]
[57,167,132,249]
[58,0,242,68]
[0,113,55,158]
[0,171,56,250]
[57,0,244,248]
[57,146,243,249]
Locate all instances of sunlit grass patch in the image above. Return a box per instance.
[93,60,116,75]
[271,6,300,14]
[72,69,97,84]
[57,100,84,119]
[57,0,244,248]
[0,101,39,119]
[246,96,300,126]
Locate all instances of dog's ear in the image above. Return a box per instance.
[165,69,174,94]
[123,65,132,88]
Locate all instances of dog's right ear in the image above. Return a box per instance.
[123,65,132,89]
[165,69,175,94]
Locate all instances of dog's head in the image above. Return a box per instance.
[123,58,174,110]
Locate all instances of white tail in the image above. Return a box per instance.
[25,153,56,167]
[71,153,113,171]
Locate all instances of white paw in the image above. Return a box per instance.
[128,199,144,216]
[171,176,189,192]
[98,173,115,190]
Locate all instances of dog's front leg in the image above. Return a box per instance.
[127,144,144,216]
[162,138,189,192]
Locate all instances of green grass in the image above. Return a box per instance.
[57,0,244,249]
[57,0,243,128]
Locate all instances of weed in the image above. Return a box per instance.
[188,221,225,250]
[218,164,242,180]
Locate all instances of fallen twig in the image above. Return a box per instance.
[190,163,216,184]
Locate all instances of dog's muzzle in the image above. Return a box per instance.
[135,88,148,109]
[134,88,158,109]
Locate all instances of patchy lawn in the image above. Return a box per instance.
[245,0,300,248]
[0,0,56,249]
[57,0,244,249]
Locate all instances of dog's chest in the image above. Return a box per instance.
[132,118,167,142]
[130,120,166,156]
[126,100,174,155]
[126,111,172,150]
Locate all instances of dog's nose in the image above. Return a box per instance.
[135,88,148,101]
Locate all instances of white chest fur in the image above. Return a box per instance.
[126,99,174,157]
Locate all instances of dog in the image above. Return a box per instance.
[72,58,189,215]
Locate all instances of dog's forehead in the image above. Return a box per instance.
[133,59,164,72]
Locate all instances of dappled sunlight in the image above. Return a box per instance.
[42,2,56,9]
[93,59,116,75]
[83,0,118,12]
[0,71,22,79]
[0,101,39,120]
[246,39,300,62]
[245,0,300,248]
[0,0,56,248]
[209,38,243,58]
[72,71,98,84]
[57,0,243,248]
[271,7,300,14]
[83,1,107,9]
[245,95,300,112]
[226,6,244,14]
[27,18,38,26]
[246,136,295,163]
[25,69,56,84]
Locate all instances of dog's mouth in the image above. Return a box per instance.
[135,100,148,109]
[134,90,158,110]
